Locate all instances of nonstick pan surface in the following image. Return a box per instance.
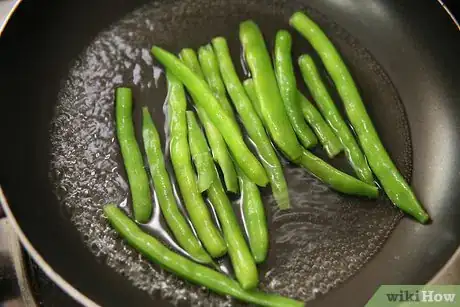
[0,0,459,306]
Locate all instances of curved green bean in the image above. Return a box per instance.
[104,205,304,307]
[298,55,374,184]
[239,21,303,162]
[212,38,290,209]
[292,13,429,223]
[274,30,317,149]
[167,71,227,257]
[142,108,212,263]
[153,46,268,187]
[297,91,343,158]
[115,87,152,223]
[179,49,239,193]
[197,44,235,119]
[299,148,378,198]
[237,168,268,264]
[185,111,215,192]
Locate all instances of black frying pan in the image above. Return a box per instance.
[1,0,460,306]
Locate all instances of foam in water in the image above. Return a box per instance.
[49,0,410,305]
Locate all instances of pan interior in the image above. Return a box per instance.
[49,0,408,304]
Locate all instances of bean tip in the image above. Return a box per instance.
[289,11,306,25]
[255,176,269,188]
[103,203,118,215]
[276,29,291,40]
[150,45,160,55]
[116,86,132,93]
[226,185,240,194]
[239,20,258,32]
[200,43,213,52]
[243,78,253,87]
[142,106,150,117]
[298,54,309,65]
[185,110,195,119]
[254,252,268,264]
[417,211,431,224]
[179,48,195,58]
[211,36,226,45]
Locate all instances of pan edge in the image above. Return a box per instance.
[0,187,100,307]
[0,0,459,305]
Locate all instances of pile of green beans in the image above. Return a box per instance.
[166,71,227,258]
[290,11,429,223]
[244,78,377,198]
[105,9,430,307]
[153,46,269,187]
[186,111,259,290]
[142,107,213,264]
[298,54,373,184]
[239,21,303,162]
[211,37,290,210]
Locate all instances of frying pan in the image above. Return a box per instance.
[1,0,459,306]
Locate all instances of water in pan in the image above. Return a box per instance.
[49,0,410,305]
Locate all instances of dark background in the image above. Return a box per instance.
[445,0,459,18]
[0,0,458,306]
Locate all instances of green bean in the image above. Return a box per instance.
[197,44,235,119]
[186,110,258,289]
[185,111,216,192]
[142,108,212,263]
[243,79,263,121]
[239,21,303,162]
[237,167,268,264]
[153,46,268,187]
[208,175,260,289]
[166,71,227,257]
[298,55,374,184]
[274,30,317,149]
[115,87,152,223]
[297,91,343,158]
[291,12,430,223]
[104,205,304,307]
[299,148,378,198]
[179,49,239,192]
[212,38,290,209]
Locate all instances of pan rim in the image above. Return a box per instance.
[0,187,100,307]
[0,0,459,305]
